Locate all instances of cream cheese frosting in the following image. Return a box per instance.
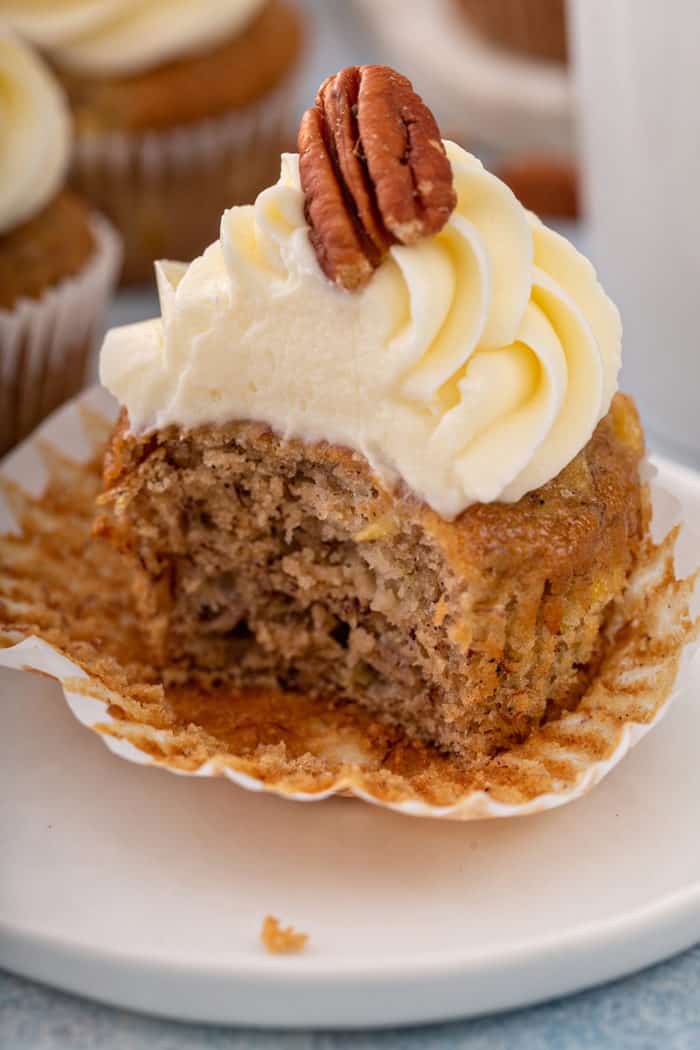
[0,29,71,235]
[100,140,622,518]
[1,0,267,76]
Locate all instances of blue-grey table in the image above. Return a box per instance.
[2,947,700,1049]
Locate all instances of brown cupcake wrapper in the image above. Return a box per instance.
[71,76,299,284]
[0,217,121,458]
[0,388,697,821]
[458,0,568,63]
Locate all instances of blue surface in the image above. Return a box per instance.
[2,948,700,1050]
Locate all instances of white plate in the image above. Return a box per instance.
[2,456,700,1030]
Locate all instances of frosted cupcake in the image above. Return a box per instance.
[95,66,653,763]
[2,0,304,285]
[0,30,120,457]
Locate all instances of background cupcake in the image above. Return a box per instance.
[0,29,121,456]
[452,0,576,215]
[355,0,576,218]
[2,0,304,285]
[456,0,567,63]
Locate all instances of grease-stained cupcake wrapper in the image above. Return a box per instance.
[0,387,698,821]
[0,218,121,457]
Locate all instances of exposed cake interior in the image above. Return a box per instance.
[98,394,647,761]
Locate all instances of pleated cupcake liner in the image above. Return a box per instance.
[71,74,300,284]
[0,387,697,820]
[0,217,121,458]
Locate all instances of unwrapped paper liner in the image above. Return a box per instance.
[0,217,121,456]
[0,387,698,820]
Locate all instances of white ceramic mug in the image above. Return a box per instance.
[569,0,700,464]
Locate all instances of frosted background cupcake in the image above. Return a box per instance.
[0,29,120,456]
[2,0,304,284]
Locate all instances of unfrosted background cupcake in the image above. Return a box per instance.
[2,0,304,285]
[0,29,120,457]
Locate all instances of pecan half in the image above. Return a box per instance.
[298,65,456,291]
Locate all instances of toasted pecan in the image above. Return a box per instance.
[298,65,456,290]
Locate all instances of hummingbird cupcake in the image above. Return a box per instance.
[96,65,648,762]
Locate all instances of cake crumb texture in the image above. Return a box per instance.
[97,394,649,761]
[0,401,695,815]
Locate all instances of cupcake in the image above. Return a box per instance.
[0,30,120,457]
[3,0,304,285]
[457,0,568,63]
[96,65,646,762]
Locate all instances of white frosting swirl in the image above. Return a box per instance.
[100,141,622,518]
[1,0,266,75]
[0,29,71,234]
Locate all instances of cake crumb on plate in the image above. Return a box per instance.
[260,915,309,955]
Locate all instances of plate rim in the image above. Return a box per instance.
[2,875,700,1027]
[3,873,700,978]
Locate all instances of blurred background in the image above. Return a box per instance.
[101,0,579,331]
[2,0,698,464]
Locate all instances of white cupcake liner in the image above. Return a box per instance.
[71,74,299,282]
[0,218,121,457]
[0,386,698,821]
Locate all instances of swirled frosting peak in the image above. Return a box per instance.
[2,0,267,75]
[100,141,622,518]
[0,29,71,234]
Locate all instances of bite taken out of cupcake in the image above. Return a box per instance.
[0,28,120,456]
[2,0,304,285]
[92,63,679,770]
